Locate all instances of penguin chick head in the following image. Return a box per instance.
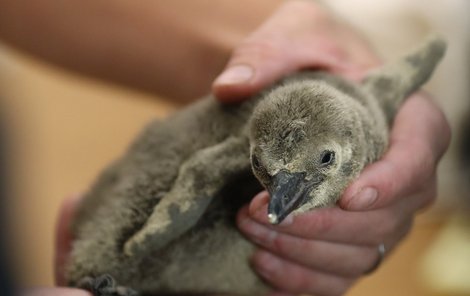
[250,80,365,224]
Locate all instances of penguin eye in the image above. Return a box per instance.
[251,154,263,171]
[251,154,271,183]
[320,150,335,166]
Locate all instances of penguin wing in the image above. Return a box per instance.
[123,136,251,257]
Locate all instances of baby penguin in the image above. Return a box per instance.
[67,35,445,296]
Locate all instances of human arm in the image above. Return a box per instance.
[0,0,282,102]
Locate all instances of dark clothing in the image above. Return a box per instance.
[0,116,15,296]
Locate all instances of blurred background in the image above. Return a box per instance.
[0,0,469,295]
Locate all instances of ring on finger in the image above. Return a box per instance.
[364,243,386,275]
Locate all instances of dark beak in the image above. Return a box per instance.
[267,170,322,224]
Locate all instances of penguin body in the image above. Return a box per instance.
[67,36,446,295]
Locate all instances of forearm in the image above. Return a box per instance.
[0,0,282,101]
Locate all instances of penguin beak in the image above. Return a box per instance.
[267,170,322,224]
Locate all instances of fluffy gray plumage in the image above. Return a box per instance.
[67,35,446,296]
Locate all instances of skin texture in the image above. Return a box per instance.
[66,36,445,296]
[2,1,451,295]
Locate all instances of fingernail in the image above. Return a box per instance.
[347,187,378,210]
[214,65,254,85]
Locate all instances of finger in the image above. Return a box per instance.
[238,207,378,277]
[55,194,82,286]
[21,287,92,296]
[252,250,355,296]
[340,92,450,211]
[242,191,419,246]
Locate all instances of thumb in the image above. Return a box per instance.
[211,41,295,103]
[339,93,450,211]
[339,139,435,211]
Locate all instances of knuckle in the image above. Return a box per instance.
[308,212,335,236]
[374,211,400,243]
[271,232,288,254]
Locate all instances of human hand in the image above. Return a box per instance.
[50,194,90,296]
[212,0,381,102]
[237,91,450,296]
[20,287,91,296]
[23,198,89,296]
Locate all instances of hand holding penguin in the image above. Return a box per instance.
[238,91,448,295]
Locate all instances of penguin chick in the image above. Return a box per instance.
[251,35,446,224]
[67,35,445,295]
[250,77,381,224]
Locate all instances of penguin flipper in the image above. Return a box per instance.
[123,136,250,256]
